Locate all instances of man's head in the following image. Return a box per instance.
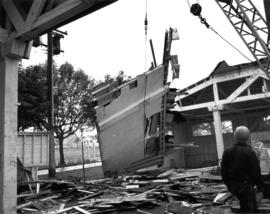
[234,126,250,143]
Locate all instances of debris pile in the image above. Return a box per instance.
[17,168,237,213]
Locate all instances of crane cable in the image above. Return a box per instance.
[144,0,148,72]
[187,1,253,62]
[143,0,148,148]
[210,27,253,62]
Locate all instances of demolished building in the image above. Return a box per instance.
[171,59,270,171]
[92,31,270,175]
[92,28,182,174]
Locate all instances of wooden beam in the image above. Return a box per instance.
[173,101,215,112]
[231,91,270,103]
[179,68,263,100]
[1,39,27,59]
[0,27,8,42]
[213,82,219,102]
[44,0,57,12]
[2,0,25,32]
[25,0,47,28]
[175,91,270,112]
[23,40,33,59]
[212,109,224,161]
[0,56,18,214]
[179,79,213,99]
[225,74,260,103]
[6,0,117,41]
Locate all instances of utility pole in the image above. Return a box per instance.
[48,31,56,177]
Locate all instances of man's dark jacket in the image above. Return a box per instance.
[221,142,264,192]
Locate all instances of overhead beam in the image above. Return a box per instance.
[179,68,263,100]
[174,91,270,112]
[179,79,213,99]
[2,0,25,32]
[44,0,57,12]
[6,0,117,42]
[225,74,260,103]
[25,0,47,28]
[0,27,8,43]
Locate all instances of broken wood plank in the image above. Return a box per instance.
[73,206,92,214]
[199,174,222,183]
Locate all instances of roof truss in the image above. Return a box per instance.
[0,0,117,58]
[175,66,270,112]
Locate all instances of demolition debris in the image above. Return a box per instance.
[17,167,270,214]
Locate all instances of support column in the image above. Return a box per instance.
[212,109,224,161]
[0,56,18,214]
[212,82,224,162]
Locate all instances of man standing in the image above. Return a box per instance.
[221,126,264,212]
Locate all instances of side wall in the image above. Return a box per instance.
[173,111,270,169]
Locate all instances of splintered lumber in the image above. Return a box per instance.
[17,167,238,214]
[157,169,175,178]
[73,206,92,214]
[213,192,233,204]
[199,174,222,183]
[169,172,197,181]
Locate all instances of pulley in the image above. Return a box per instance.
[190,3,210,29]
[190,3,202,16]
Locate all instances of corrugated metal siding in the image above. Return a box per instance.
[17,132,49,167]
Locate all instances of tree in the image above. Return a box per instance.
[102,70,132,87]
[18,64,48,131]
[54,62,96,166]
[18,62,96,166]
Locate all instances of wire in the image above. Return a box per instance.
[143,0,148,147]
[189,2,252,62]
[209,26,253,62]
[144,0,148,72]
[186,0,191,8]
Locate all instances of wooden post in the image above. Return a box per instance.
[0,56,18,214]
[212,109,224,161]
[212,83,224,161]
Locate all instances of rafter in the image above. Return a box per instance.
[2,0,25,32]
[175,91,270,112]
[0,27,8,42]
[25,0,46,28]
[44,0,57,12]
[3,0,117,42]
[225,73,260,103]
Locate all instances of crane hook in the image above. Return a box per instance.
[190,3,210,29]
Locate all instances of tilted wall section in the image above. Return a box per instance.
[96,66,168,173]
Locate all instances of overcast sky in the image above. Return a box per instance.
[22,0,265,89]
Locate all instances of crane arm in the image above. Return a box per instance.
[265,0,270,42]
[215,0,270,79]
